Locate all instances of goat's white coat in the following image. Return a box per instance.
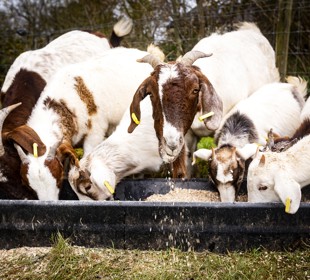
[1,31,111,93]
[190,22,280,137]
[69,97,163,200]
[2,17,133,94]
[247,134,310,214]
[193,78,307,202]
[216,80,306,147]
[21,47,154,200]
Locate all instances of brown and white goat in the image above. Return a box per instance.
[9,47,154,200]
[127,22,280,179]
[0,18,132,199]
[127,51,223,178]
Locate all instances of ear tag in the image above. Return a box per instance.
[104,180,115,195]
[285,197,291,213]
[33,143,38,158]
[131,113,140,125]
[198,111,214,122]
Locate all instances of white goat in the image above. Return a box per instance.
[192,77,307,202]
[1,17,133,98]
[190,22,280,137]
[9,47,155,200]
[68,98,163,200]
[246,134,310,214]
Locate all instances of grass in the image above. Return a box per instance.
[0,233,309,280]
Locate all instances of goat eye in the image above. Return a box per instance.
[258,185,268,191]
[85,185,92,192]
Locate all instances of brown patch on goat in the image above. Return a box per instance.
[74,76,97,115]
[2,69,46,132]
[44,157,64,188]
[44,97,77,142]
[171,146,189,178]
[209,145,245,196]
[76,169,99,200]
[6,125,47,156]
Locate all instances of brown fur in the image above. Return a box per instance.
[128,62,223,179]
[44,97,77,142]
[209,145,246,196]
[74,76,97,115]
[0,69,47,199]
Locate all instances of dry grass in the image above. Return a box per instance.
[0,233,309,280]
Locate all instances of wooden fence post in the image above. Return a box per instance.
[275,0,294,81]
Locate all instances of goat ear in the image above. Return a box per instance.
[57,141,80,168]
[128,77,153,133]
[192,148,213,165]
[274,173,301,214]
[196,71,223,131]
[5,125,46,156]
[236,143,259,160]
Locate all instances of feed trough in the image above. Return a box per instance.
[0,178,309,253]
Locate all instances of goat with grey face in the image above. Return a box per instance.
[193,77,307,202]
[127,51,223,178]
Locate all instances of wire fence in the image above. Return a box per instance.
[0,1,309,87]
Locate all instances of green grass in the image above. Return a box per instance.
[0,233,309,280]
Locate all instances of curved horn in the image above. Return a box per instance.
[137,54,163,69]
[14,143,30,164]
[180,50,212,66]
[0,102,22,156]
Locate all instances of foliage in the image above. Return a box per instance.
[0,233,309,279]
[0,1,309,88]
[192,136,216,178]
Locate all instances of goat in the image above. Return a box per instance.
[192,77,307,202]
[266,78,310,152]
[8,47,156,200]
[68,97,164,200]
[0,17,133,200]
[127,22,279,179]
[246,134,310,214]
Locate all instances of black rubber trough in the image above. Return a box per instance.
[0,178,309,253]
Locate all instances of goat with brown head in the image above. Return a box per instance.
[127,50,223,178]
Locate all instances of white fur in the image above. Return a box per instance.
[193,78,307,203]
[216,79,307,147]
[1,31,111,94]
[1,17,133,94]
[190,22,280,137]
[20,47,154,200]
[247,134,310,214]
[69,97,163,200]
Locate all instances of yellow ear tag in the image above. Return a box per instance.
[131,113,140,125]
[33,143,38,158]
[104,180,115,195]
[285,197,291,213]
[198,111,214,122]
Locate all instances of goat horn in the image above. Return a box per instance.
[0,102,22,156]
[14,143,30,164]
[180,50,212,66]
[137,54,163,69]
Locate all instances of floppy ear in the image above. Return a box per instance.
[57,141,80,168]
[195,71,223,131]
[128,77,154,133]
[5,125,46,156]
[274,173,301,214]
[236,143,260,160]
[192,148,213,165]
